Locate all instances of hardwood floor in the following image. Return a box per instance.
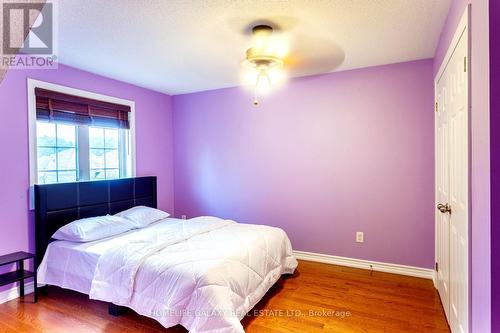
[0,260,450,333]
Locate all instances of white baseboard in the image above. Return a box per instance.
[293,250,435,280]
[0,282,35,304]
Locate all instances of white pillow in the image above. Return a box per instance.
[52,215,134,242]
[115,206,169,228]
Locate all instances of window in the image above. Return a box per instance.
[36,122,78,183]
[29,80,135,185]
[89,127,121,180]
[35,123,130,184]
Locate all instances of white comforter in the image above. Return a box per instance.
[88,216,297,332]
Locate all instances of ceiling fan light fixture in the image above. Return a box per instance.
[241,24,287,106]
[255,66,272,94]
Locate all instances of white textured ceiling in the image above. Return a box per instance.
[57,0,451,95]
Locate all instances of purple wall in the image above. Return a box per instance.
[490,0,499,331]
[433,0,468,75]
[173,59,435,269]
[434,1,491,332]
[0,64,174,287]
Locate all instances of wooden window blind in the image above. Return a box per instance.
[35,88,130,129]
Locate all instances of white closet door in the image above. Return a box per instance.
[435,9,469,333]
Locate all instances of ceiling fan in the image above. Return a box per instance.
[238,18,345,106]
[241,24,287,106]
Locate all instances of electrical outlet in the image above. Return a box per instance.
[356,232,364,243]
[181,215,187,220]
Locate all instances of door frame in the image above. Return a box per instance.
[433,4,471,330]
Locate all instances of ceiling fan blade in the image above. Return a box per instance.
[284,34,345,77]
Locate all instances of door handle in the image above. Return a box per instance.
[437,203,452,214]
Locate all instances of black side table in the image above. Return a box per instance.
[0,251,37,302]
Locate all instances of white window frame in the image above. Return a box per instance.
[27,78,136,188]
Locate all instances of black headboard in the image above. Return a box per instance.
[34,176,157,267]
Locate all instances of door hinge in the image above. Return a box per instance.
[435,262,439,272]
[435,102,438,113]
[464,57,467,72]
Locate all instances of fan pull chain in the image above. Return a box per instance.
[253,86,259,107]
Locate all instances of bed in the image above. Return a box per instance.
[35,177,297,333]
